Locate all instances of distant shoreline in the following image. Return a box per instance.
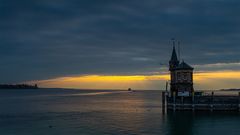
[220,89,240,92]
[0,84,38,89]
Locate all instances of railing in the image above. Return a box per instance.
[162,91,240,112]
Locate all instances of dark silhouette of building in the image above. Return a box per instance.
[169,43,194,96]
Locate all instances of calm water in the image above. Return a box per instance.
[0,89,239,135]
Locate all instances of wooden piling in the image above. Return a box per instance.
[181,96,184,109]
[173,92,176,112]
[210,92,214,112]
[162,92,166,114]
[238,92,240,112]
[192,92,195,111]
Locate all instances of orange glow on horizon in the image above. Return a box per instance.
[28,70,240,90]
[194,71,240,80]
[36,75,169,83]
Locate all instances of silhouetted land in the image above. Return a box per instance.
[220,88,240,91]
[0,84,38,89]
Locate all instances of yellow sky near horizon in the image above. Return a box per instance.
[29,70,240,90]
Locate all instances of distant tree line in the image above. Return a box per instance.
[0,84,38,89]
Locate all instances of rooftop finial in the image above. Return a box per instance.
[178,41,181,61]
[171,38,175,47]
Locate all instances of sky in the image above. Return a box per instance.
[1,0,240,90]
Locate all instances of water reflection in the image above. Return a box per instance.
[0,89,239,135]
[166,112,195,135]
[166,111,240,135]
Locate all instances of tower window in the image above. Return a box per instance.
[183,73,188,80]
[177,72,181,81]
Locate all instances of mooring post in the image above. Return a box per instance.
[210,91,214,112]
[238,92,240,112]
[192,91,195,111]
[181,96,184,110]
[173,92,176,111]
[162,91,166,114]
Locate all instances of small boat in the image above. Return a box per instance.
[128,88,135,92]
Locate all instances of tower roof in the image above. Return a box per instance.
[176,61,194,70]
[170,45,178,62]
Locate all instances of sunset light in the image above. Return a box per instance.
[29,70,240,90]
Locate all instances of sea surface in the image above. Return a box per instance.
[0,89,239,135]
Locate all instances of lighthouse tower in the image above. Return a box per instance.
[169,43,194,96]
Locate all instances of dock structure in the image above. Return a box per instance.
[163,40,240,112]
[163,91,240,112]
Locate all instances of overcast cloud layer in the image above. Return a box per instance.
[1,0,240,83]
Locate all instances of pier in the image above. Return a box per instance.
[162,42,240,112]
[162,91,240,112]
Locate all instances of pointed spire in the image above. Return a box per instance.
[170,44,178,62]
[169,39,179,71]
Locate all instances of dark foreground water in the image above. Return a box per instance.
[0,89,239,135]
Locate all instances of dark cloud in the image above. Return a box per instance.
[1,0,240,83]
